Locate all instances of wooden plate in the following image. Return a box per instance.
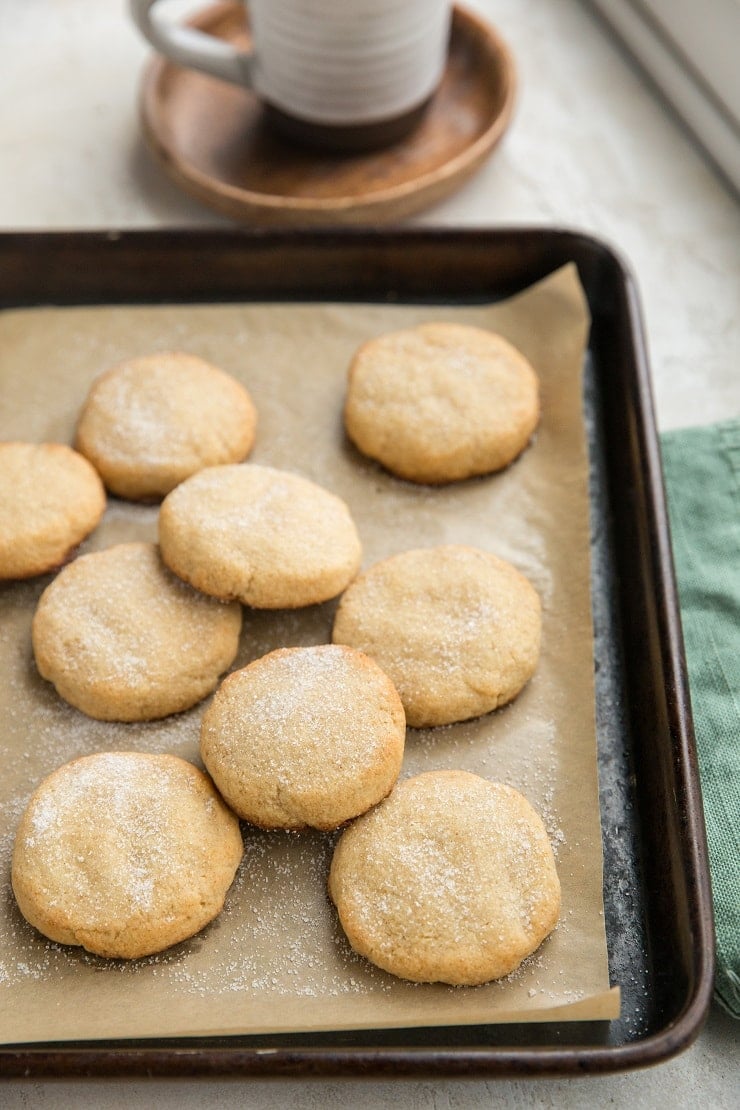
[139,2,517,225]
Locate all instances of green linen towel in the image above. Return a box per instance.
[661,418,740,1018]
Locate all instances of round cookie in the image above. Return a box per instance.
[0,442,106,580]
[32,541,242,721]
[344,323,539,483]
[329,770,560,985]
[159,464,362,609]
[11,752,243,959]
[201,644,405,831]
[75,351,257,500]
[332,545,541,727]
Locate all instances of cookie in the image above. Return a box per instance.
[332,545,541,727]
[0,442,106,580]
[200,644,405,831]
[32,541,242,721]
[344,323,539,483]
[11,752,243,959]
[159,464,362,609]
[75,351,257,500]
[329,770,560,985]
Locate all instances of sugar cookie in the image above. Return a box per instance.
[11,752,243,959]
[0,442,105,580]
[201,644,405,830]
[75,351,257,500]
[332,545,540,727]
[159,464,362,609]
[32,542,242,721]
[329,770,560,985]
[344,323,539,483]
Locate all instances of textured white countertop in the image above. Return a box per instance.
[1,1,738,1106]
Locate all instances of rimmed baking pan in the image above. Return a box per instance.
[0,228,713,1077]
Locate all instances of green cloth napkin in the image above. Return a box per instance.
[661,418,740,1018]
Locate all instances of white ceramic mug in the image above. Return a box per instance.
[131,0,452,149]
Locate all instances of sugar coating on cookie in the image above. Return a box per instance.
[201,644,405,831]
[0,442,106,580]
[329,770,560,985]
[11,752,243,959]
[75,351,257,500]
[32,541,242,721]
[344,323,539,483]
[159,464,362,609]
[332,545,541,728]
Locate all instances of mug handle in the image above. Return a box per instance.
[130,0,255,87]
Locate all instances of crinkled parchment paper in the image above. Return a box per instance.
[0,263,619,1042]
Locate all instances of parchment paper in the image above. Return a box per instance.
[0,264,619,1043]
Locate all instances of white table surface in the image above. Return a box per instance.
[1,1,738,1105]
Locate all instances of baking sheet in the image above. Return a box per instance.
[0,263,619,1043]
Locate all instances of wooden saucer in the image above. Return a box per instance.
[140,2,517,226]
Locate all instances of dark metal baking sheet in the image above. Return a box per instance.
[0,228,713,1077]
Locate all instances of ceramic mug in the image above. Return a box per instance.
[131,0,452,151]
